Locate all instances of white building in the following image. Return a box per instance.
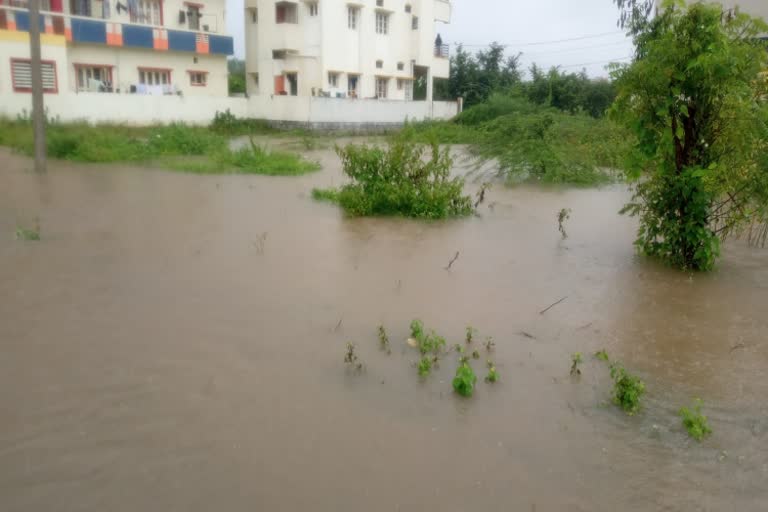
[243,0,452,102]
[0,0,234,99]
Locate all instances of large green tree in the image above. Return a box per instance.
[611,1,768,270]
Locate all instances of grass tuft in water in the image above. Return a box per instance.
[609,363,645,415]
[680,399,712,441]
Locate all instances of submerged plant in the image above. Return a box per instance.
[453,361,477,397]
[595,349,610,363]
[15,223,40,241]
[557,208,572,239]
[471,349,480,360]
[609,363,645,414]
[410,319,425,341]
[680,399,713,441]
[484,336,495,351]
[377,325,391,354]
[570,352,583,375]
[344,342,364,371]
[485,360,499,383]
[465,326,477,344]
[454,343,465,354]
[418,356,433,377]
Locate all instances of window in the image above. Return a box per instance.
[189,71,207,86]
[412,16,418,30]
[308,2,318,16]
[250,8,258,23]
[376,0,383,6]
[375,77,388,99]
[328,72,339,88]
[139,68,171,85]
[75,64,113,91]
[130,0,162,25]
[347,75,359,97]
[11,59,57,93]
[397,79,404,90]
[276,2,298,23]
[405,80,413,101]
[347,6,358,29]
[186,4,201,30]
[397,62,404,71]
[375,12,389,34]
[375,60,383,69]
[405,4,411,13]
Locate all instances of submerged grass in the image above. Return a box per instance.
[0,118,319,176]
[396,94,632,186]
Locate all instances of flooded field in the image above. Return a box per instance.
[1,144,767,511]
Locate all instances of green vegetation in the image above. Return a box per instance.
[570,353,583,376]
[609,363,645,415]
[0,118,319,176]
[453,360,477,397]
[680,399,713,441]
[471,349,480,360]
[408,319,446,357]
[453,343,464,354]
[418,356,433,377]
[484,337,495,352]
[465,326,476,344]
[15,225,40,241]
[595,349,610,363]
[611,2,768,270]
[227,58,246,95]
[226,138,320,175]
[485,360,499,383]
[311,139,474,219]
[377,325,391,354]
[209,109,273,136]
[399,95,630,186]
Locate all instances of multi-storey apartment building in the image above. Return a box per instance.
[244,0,452,102]
[0,0,234,98]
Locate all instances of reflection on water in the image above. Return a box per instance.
[1,146,767,512]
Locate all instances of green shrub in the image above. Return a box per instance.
[453,362,477,397]
[680,399,712,441]
[210,109,273,136]
[609,363,645,414]
[485,360,499,383]
[318,139,474,219]
[418,356,432,377]
[312,188,341,202]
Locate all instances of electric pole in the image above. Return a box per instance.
[28,0,46,173]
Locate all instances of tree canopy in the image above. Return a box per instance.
[611,1,768,270]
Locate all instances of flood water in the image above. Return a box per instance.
[1,144,767,511]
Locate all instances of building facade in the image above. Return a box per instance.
[243,0,452,102]
[0,0,234,99]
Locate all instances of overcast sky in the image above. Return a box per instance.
[225,0,634,77]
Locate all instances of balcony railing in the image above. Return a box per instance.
[434,44,449,59]
[0,5,233,56]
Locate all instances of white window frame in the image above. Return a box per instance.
[130,0,162,25]
[75,64,112,91]
[189,71,207,86]
[308,2,318,16]
[412,16,419,30]
[376,77,388,99]
[139,68,171,86]
[347,6,359,29]
[375,12,389,35]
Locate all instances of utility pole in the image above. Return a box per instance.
[28,0,47,173]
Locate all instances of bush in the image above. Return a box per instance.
[316,140,474,219]
[453,362,477,397]
[210,109,273,136]
[609,363,645,415]
[680,399,712,441]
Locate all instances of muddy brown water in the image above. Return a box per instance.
[1,145,767,512]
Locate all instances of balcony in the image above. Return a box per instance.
[0,5,233,56]
[434,44,449,59]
